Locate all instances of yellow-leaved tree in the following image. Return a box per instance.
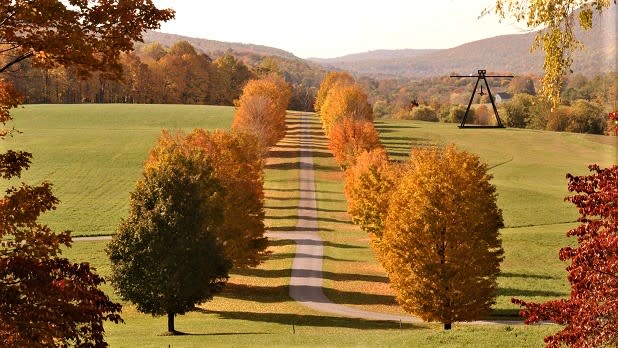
[314,71,355,113]
[320,84,373,136]
[380,145,504,330]
[343,148,402,244]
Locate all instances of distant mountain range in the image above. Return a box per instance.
[144,6,616,78]
[309,6,616,78]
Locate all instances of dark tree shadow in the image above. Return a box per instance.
[498,288,565,297]
[374,122,419,130]
[201,309,421,330]
[265,161,300,170]
[268,215,346,224]
[267,253,354,262]
[267,226,334,232]
[264,196,298,201]
[264,205,298,210]
[500,272,557,280]
[218,284,395,306]
[236,268,388,284]
[267,149,300,159]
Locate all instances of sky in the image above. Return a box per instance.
[151,0,531,59]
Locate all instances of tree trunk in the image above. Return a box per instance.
[444,322,452,330]
[167,312,175,333]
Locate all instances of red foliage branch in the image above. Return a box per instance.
[512,164,618,348]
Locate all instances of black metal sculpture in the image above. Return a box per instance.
[450,70,514,128]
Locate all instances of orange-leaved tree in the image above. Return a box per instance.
[0,1,172,345]
[512,164,618,348]
[146,129,269,269]
[343,147,402,244]
[320,83,373,136]
[328,117,382,168]
[314,71,355,113]
[380,145,504,330]
[0,0,174,78]
[233,74,291,149]
[186,129,269,268]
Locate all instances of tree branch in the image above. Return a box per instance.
[0,50,35,73]
[0,10,17,29]
[0,44,19,55]
[592,268,618,280]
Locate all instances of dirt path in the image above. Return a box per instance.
[268,112,422,323]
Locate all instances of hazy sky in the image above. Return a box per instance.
[151,0,530,59]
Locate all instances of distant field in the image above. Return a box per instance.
[3,104,234,235]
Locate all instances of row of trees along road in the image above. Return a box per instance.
[336,70,618,343]
[315,72,505,330]
[108,75,291,334]
[0,1,174,346]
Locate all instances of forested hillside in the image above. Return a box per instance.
[5,39,324,111]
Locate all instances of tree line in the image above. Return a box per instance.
[315,72,504,330]
[3,40,317,111]
[317,70,618,342]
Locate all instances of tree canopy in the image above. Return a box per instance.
[491,0,614,107]
[381,145,504,330]
[108,142,230,334]
[232,74,291,149]
[0,0,174,77]
[146,129,269,269]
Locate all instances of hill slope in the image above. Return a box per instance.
[143,31,299,60]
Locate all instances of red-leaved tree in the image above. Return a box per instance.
[513,164,618,348]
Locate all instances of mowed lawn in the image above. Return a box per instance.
[3,104,234,235]
[4,105,617,346]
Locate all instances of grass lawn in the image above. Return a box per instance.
[3,104,233,235]
[7,105,616,346]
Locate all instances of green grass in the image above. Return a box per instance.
[374,119,616,227]
[8,106,617,346]
[3,104,233,235]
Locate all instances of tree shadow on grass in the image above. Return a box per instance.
[488,308,522,319]
[374,122,419,130]
[264,194,300,201]
[267,238,360,249]
[265,161,300,170]
[312,163,338,172]
[236,268,388,284]
[267,253,354,262]
[267,226,334,233]
[218,284,395,306]
[200,309,420,330]
[268,149,300,159]
[265,205,346,214]
[388,151,413,158]
[268,215,346,224]
[498,287,565,297]
[267,188,340,194]
[499,272,557,280]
